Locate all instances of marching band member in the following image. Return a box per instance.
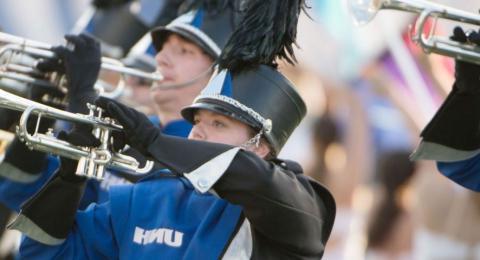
[411,27,480,191]
[0,0,239,210]
[10,0,335,258]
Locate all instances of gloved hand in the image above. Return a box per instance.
[95,96,160,156]
[36,34,100,114]
[57,129,101,182]
[450,26,480,94]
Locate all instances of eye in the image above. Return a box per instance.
[212,120,226,128]
[181,45,196,55]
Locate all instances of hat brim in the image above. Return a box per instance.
[181,100,262,130]
[150,25,218,59]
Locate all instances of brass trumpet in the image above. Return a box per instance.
[0,88,154,180]
[0,32,163,100]
[349,0,480,64]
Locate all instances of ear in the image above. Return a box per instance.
[252,141,271,159]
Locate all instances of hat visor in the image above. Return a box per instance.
[150,25,218,58]
[181,100,263,131]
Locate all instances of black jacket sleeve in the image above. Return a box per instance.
[147,135,336,259]
[420,84,480,151]
[214,154,335,259]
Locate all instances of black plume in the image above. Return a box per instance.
[218,0,306,72]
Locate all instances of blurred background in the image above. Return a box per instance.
[0,0,480,259]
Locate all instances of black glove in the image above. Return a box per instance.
[57,129,101,182]
[95,96,160,156]
[450,26,480,94]
[37,34,100,114]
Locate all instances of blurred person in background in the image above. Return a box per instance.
[120,46,158,115]
[306,85,371,260]
[365,150,416,260]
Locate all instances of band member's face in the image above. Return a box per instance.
[151,34,213,106]
[188,109,271,158]
[189,109,252,146]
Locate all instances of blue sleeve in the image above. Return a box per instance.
[437,153,480,191]
[0,156,59,212]
[18,201,119,259]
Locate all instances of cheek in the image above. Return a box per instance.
[185,58,211,74]
[222,130,249,146]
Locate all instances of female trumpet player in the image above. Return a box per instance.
[411,27,480,191]
[10,0,335,258]
[0,0,239,210]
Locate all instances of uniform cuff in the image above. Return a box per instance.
[411,140,480,162]
[8,213,65,245]
[184,148,240,193]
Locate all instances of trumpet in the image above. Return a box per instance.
[0,32,163,100]
[349,0,480,64]
[0,88,154,180]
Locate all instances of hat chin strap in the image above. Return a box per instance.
[240,130,264,150]
[149,64,214,91]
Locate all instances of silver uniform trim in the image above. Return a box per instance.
[222,219,252,259]
[167,23,221,56]
[194,93,272,134]
[8,214,65,246]
[410,140,480,162]
[184,147,241,193]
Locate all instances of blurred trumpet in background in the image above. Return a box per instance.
[348,0,480,64]
[0,32,163,103]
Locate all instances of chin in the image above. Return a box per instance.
[152,92,173,106]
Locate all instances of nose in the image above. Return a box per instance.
[189,124,206,141]
[155,49,170,68]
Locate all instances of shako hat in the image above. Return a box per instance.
[182,0,307,155]
[150,0,240,59]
